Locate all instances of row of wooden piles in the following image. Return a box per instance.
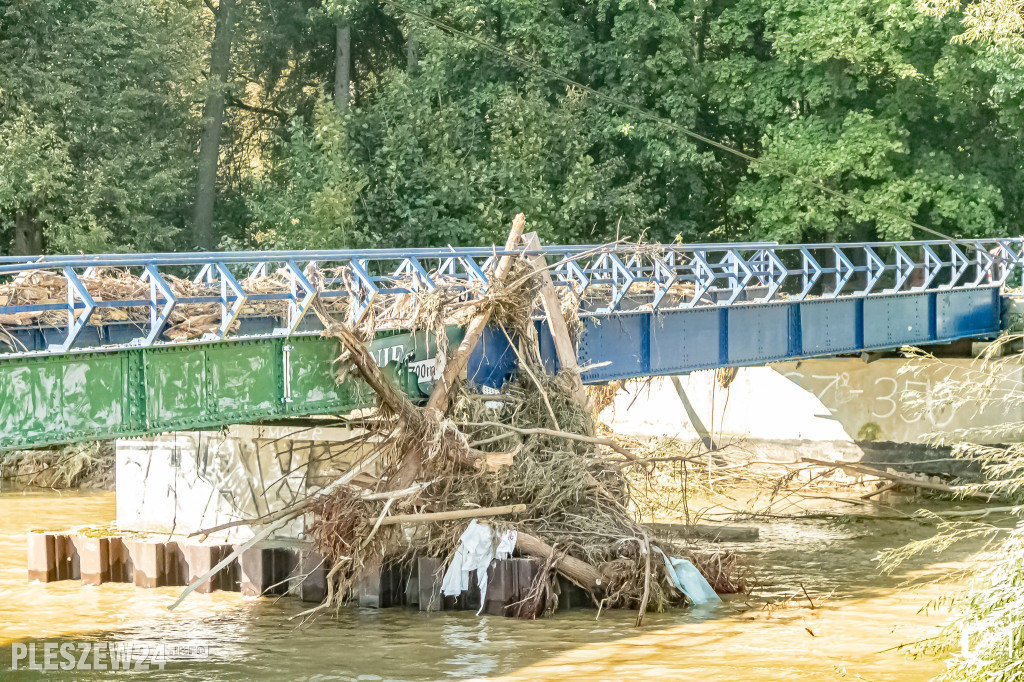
[27,529,595,618]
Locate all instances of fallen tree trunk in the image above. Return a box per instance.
[384,215,528,490]
[426,213,526,415]
[801,457,998,502]
[645,522,760,543]
[522,231,589,411]
[516,530,610,592]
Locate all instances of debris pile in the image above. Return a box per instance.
[7,215,747,621]
[291,215,745,621]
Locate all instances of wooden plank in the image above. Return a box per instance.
[645,522,759,543]
[426,214,527,415]
[522,231,589,410]
[375,503,527,526]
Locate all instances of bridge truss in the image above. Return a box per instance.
[1,238,1021,449]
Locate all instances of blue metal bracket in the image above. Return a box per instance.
[140,265,177,346]
[47,268,96,353]
[831,247,855,298]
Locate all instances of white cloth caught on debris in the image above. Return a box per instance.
[653,547,720,605]
[440,520,518,614]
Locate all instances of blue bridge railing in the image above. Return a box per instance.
[1,237,1021,357]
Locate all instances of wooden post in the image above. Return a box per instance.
[426,214,527,415]
[375,503,526,526]
[74,536,110,586]
[27,532,56,583]
[129,540,165,588]
[522,231,589,411]
[298,549,328,603]
[417,557,445,612]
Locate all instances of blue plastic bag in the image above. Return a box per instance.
[654,547,721,605]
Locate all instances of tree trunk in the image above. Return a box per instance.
[193,0,236,251]
[516,531,609,592]
[14,209,42,255]
[335,22,351,113]
[405,27,418,72]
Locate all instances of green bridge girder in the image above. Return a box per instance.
[0,331,450,451]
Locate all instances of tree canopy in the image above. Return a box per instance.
[1,0,1022,253]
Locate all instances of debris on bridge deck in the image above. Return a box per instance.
[7,214,768,619]
[151,214,748,622]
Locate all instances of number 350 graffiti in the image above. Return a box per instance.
[783,371,956,428]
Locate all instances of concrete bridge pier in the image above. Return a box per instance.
[605,356,1024,477]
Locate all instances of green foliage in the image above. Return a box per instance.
[711,0,1017,241]
[878,339,1024,681]
[4,0,1024,253]
[0,0,205,252]
[939,524,1024,681]
[732,112,1003,240]
[248,99,368,248]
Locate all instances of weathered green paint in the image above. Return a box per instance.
[0,330,455,451]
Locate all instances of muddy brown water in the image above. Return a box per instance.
[0,489,993,680]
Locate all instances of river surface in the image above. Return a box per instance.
[0,489,987,680]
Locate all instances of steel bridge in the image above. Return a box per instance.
[1,238,1021,450]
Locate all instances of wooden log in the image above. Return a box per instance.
[522,231,589,411]
[479,450,514,471]
[463,420,638,462]
[327,325,418,420]
[381,215,528,491]
[644,522,759,543]
[375,503,526,527]
[515,531,609,592]
[426,214,526,415]
[801,457,997,501]
[860,481,898,500]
